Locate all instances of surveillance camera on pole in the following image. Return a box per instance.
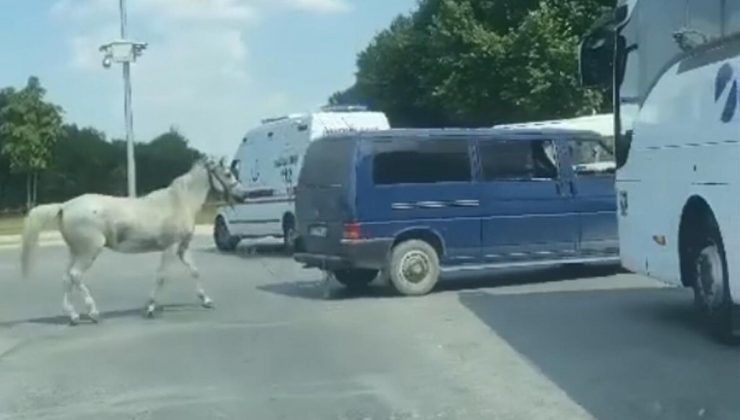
[99,33,147,198]
[99,40,148,68]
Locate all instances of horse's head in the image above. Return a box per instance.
[200,157,242,206]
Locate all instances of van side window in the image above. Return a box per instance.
[568,138,616,175]
[373,139,471,185]
[479,140,558,181]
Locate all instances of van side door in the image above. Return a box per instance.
[357,137,482,265]
[564,137,619,257]
[478,138,579,263]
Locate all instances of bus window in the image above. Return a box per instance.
[686,0,722,43]
[724,0,740,36]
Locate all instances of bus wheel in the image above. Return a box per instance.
[388,240,440,296]
[214,216,240,252]
[690,216,734,342]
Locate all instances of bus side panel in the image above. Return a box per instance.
[619,57,740,300]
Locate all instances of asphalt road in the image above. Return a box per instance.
[0,236,737,420]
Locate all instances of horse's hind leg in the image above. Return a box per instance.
[62,264,80,325]
[146,245,177,318]
[62,227,105,325]
[177,240,213,309]
[64,248,103,325]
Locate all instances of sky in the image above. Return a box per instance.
[0,0,416,158]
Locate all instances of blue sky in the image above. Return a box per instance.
[0,0,416,158]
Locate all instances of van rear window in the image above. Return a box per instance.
[300,138,354,187]
[372,138,471,185]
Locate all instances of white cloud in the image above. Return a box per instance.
[53,0,258,24]
[275,0,351,13]
[51,0,350,158]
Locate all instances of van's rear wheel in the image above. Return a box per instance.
[332,269,378,290]
[214,217,239,252]
[388,240,440,296]
[688,214,735,342]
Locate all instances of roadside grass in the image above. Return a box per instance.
[0,213,24,236]
[0,201,222,237]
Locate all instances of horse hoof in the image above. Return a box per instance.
[88,312,100,324]
[201,300,215,309]
[143,305,157,319]
[69,315,80,326]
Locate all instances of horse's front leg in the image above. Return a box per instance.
[146,245,177,318]
[177,240,213,309]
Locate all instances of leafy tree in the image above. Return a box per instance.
[133,127,203,195]
[39,124,124,202]
[0,77,64,209]
[0,79,207,210]
[0,87,16,208]
[332,0,613,127]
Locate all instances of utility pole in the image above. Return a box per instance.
[99,0,147,197]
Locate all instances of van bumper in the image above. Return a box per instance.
[294,238,392,270]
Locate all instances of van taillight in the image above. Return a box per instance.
[343,222,362,240]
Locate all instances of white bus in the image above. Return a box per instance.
[581,0,740,340]
[214,106,390,252]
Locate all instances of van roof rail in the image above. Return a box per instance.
[319,105,369,113]
[261,116,288,124]
[260,113,306,125]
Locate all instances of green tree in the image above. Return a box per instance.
[39,124,124,202]
[134,127,203,195]
[0,77,64,209]
[332,0,613,127]
[0,87,17,208]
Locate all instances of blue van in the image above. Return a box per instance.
[293,128,619,295]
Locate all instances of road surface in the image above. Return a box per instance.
[0,236,737,420]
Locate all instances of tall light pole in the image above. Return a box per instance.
[99,0,147,198]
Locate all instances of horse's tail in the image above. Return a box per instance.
[21,203,63,279]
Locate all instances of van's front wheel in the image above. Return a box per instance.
[388,240,440,296]
[332,269,378,290]
[214,216,240,252]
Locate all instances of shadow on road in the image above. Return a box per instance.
[458,288,740,420]
[257,264,623,301]
[202,244,292,261]
[257,280,396,301]
[0,303,205,327]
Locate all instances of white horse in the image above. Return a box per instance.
[20,158,241,325]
